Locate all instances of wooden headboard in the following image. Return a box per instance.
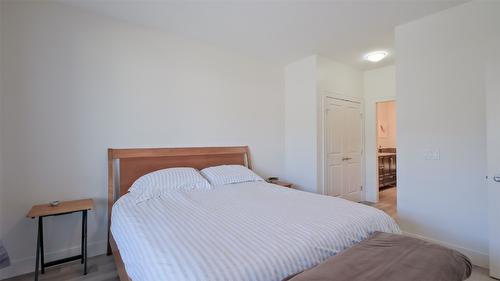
[107,146,252,252]
[108,146,251,202]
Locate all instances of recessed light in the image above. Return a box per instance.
[364,51,388,62]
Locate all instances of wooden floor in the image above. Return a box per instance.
[360,186,397,219]
[375,186,397,219]
[4,254,119,281]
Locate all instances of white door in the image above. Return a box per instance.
[486,37,500,279]
[325,98,363,202]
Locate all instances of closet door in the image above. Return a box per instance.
[325,98,363,202]
[325,99,344,197]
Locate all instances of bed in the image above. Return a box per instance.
[107,146,400,281]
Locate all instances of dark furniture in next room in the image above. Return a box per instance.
[378,148,396,189]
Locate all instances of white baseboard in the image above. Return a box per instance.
[0,240,107,280]
[403,231,489,268]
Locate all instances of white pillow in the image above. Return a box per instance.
[129,167,211,203]
[200,165,264,186]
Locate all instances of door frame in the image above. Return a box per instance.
[366,96,396,203]
[318,92,365,201]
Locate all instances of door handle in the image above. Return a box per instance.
[494,175,500,183]
[342,157,352,161]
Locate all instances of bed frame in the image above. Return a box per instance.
[107,146,253,281]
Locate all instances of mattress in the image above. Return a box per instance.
[111,181,400,281]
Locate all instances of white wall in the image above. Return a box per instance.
[396,1,499,266]
[0,0,4,251]
[486,23,500,277]
[284,55,362,194]
[284,56,318,192]
[363,65,395,202]
[0,2,285,279]
[317,56,363,98]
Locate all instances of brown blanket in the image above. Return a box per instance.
[285,232,472,281]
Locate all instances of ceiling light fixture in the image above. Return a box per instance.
[364,51,388,62]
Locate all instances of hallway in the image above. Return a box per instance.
[374,187,397,219]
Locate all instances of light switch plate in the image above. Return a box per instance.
[424,149,440,160]
[494,174,500,183]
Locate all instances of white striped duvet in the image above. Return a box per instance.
[111,182,400,281]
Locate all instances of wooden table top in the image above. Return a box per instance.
[269,180,293,188]
[27,199,94,218]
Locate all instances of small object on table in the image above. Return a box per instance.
[27,199,94,281]
[49,200,60,207]
[269,179,293,188]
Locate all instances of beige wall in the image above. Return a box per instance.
[376,101,396,149]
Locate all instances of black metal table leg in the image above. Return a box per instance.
[39,217,44,274]
[81,212,84,264]
[34,217,41,281]
[32,208,90,279]
[83,210,87,275]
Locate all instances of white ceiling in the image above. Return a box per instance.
[65,0,466,70]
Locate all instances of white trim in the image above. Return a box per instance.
[0,240,107,280]
[403,231,489,268]
[320,90,363,103]
[371,96,396,102]
[318,91,365,201]
[318,94,327,195]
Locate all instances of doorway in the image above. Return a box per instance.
[375,101,397,218]
[324,97,363,202]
